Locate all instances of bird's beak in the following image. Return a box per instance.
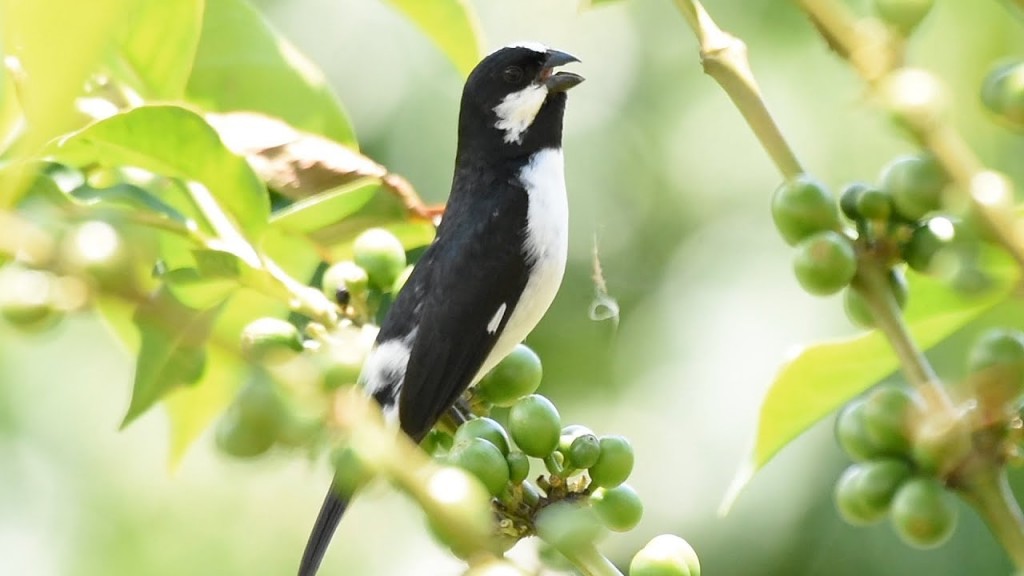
[542,49,584,93]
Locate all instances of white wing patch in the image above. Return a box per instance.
[487,303,507,334]
[493,83,549,144]
[474,148,568,382]
[360,337,412,398]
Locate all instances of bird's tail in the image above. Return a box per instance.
[298,485,350,576]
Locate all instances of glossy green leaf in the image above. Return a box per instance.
[724,267,1018,510]
[54,105,270,235]
[113,0,205,99]
[186,0,356,145]
[382,0,483,77]
[123,288,226,426]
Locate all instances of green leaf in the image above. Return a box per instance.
[70,182,190,224]
[164,346,243,466]
[270,180,379,234]
[382,0,483,77]
[0,0,131,157]
[724,267,1019,511]
[186,0,356,145]
[123,288,225,426]
[113,0,205,99]
[54,105,270,236]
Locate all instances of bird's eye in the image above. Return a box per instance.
[502,66,524,84]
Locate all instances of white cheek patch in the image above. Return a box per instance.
[493,83,549,144]
[487,303,507,334]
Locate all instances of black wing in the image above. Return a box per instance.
[393,179,531,440]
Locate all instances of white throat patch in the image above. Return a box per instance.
[493,83,549,144]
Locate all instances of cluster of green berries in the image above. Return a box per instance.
[834,326,1024,548]
[218,226,409,457]
[1,165,156,333]
[834,385,959,549]
[770,147,991,327]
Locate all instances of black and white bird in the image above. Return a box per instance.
[298,42,583,576]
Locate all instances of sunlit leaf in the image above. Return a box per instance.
[0,0,132,204]
[54,105,270,235]
[0,3,126,135]
[123,287,225,426]
[164,346,242,466]
[382,0,483,77]
[113,0,205,99]
[187,0,356,145]
[724,266,1019,510]
[270,181,379,234]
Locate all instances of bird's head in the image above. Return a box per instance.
[457,42,583,158]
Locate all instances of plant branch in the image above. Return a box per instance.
[795,0,1024,271]
[557,543,625,576]
[852,261,952,414]
[959,466,1024,569]
[673,0,804,179]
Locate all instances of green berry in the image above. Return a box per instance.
[591,484,643,532]
[567,434,602,470]
[215,378,286,457]
[353,228,406,290]
[534,500,605,550]
[240,317,303,364]
[318,324,373,390]
[874,0,935,35]
[967,328,1024,409]
[880,154,947,220]
[859,460,912,514]
[771,175,840,245]
[508,394,561,457]
[834,464,883,525]
[982,60,1024,129]
[903,217,957,272]
[423,466,494,559]
[447,438,510,497]
[857,187,893,221]
[454,417,511,456]
[558,424,596,452]
[793,231,858,296]
[890,477,958,549]
[839,182,869,221]
[0,266,61,332]
[322,260,369,303]
[60,220,130,289]
[215,404,276,458]
[475,344,544,407]
[589,435,635,489]
[863,386,918,457]
[331,445,374,496]
[630,534,701,576]
[506,451,530,485]
[835,400,881,461]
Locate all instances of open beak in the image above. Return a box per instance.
[542,49,584,93]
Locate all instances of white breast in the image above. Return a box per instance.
[474,148,568,382]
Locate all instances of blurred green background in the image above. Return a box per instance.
[4,0,1024,574]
